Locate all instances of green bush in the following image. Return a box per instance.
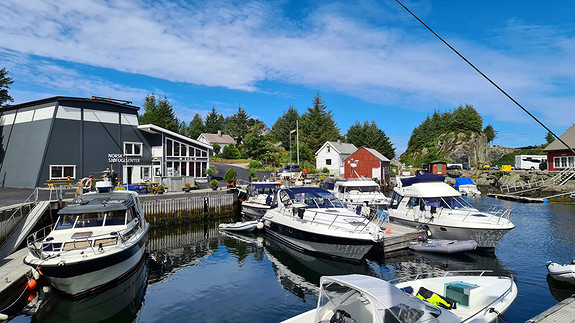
[322,167,330,174]
[251,177,258,182]
[248,160,263,169]
[210,179,219,186]
[206,168,214,176]
[223,168,237,183]
[114,186,126,190]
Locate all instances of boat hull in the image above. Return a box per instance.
[241,202,270,220]
[409,239,477,254]
[25,227,149,297]
[264,221,376,262]
[218,221,259,232]
[547,262,575,283]
[390,217,511,249]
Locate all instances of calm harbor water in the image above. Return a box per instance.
[9,196,575,322]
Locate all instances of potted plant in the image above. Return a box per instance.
[210,179,219,190]
[224,168,237,187]
[155,185,165,194]
[206,168,214,181]
[183,183,192,192]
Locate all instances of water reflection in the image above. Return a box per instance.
[546,274,575,302]
[31,258,148,323]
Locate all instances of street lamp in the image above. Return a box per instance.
[289,129,296,165]
[348,159,358,179]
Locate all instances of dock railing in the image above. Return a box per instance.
[0,188,39,248]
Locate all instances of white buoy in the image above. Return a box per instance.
[31,268,40,280]
[256,222,264,230]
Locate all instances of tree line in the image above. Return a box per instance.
[407,104,497,151]
[139,92,396,170]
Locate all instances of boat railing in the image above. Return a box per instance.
[26,224,135,260]
[459,206,512,223]
[389,270,494,284]
[281,207,373,235]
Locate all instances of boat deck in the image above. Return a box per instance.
[487,193,547,203]
[527,295,575,322]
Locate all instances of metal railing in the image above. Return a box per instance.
[0,187,40,249]
[279,206,374,236]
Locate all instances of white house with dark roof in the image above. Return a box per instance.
[197,131,237,155]
[315,140,358,176]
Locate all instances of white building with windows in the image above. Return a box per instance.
[197,131,237,155]
[315,140,358,176]
[0,96,211,188]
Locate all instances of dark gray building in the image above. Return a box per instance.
[0,96,211,188]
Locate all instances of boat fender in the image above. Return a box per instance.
[26,279,37,290]
[31,268,40,280]
[256,222,264,230]
[0,313,8,321]
[416,287,456,309]
[330,309,356,323]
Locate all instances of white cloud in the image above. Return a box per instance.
[0,0,573,129]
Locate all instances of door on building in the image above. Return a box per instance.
[124,166,133,184]
[372,168,381,180]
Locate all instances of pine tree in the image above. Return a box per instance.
[345,121,395,159]
[139,94,180,133]
[187,114,205,139]
[483,124,497,144]
[205,107,225,133]
[224,105,250,144]
[300,92,340,156]
[271,106,299,149]
[0,67,14,108]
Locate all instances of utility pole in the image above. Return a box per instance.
[296,119,299,165]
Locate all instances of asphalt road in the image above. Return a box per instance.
[211,164,274,185]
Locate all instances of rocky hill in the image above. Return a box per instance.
[400,131,516,167]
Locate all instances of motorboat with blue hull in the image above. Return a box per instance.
[262,187,385,263]
[240,181,282,220]
[388,174,514,250]
[24,190,149,298]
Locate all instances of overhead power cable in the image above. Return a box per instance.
[395,0,575,155]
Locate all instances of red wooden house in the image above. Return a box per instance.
[344,147,391,183]
[428,160,448,175]
[543,124,575,171]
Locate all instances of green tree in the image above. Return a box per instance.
[345,121,395,159]
[0,68,14,108]
[224,105,250,144]
[139,94,180,132]
[187,114,205,139]
[221,144,241,159]
[483,124,497,144]
[242,121,273,159]
[271,106,300,149]
[300,92,340,157]
[223,168,238,183]
[545,131,555,144]
[212,143,221,155]
[205,107,225,133]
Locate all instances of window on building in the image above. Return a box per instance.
[174,141,180,157]
[181,143,187,156]
[201,149,207,157]
[124,142,143,156]
[189,162,195,177]
[181,162,187,176]
[554,156,575,169]
[166,139,173,157]
[50,165,76,179]
[327,146,330,153]
[326,159,332,165]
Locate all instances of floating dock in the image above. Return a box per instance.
[380,222,426,253]
[0,248,32,315]
[527,295,575,322]
[487,193,547,203]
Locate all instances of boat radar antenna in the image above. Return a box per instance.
[395,0,575,155]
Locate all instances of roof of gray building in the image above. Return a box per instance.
[199,133,237,145]
[543,124,575,152]
[317,141,357,155]
[3,96,139,112]
[363,147,390,162]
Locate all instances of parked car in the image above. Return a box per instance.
[277,164,301,178]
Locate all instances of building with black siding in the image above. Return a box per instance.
[0,96,211,188]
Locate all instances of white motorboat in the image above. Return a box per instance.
[283,273,517,323]
[409,238,477,254]
[218,220,262,232]
[329,179,391,209]
[24,190,149,297]
[240,181,282,220]
[455,177,482,196]
[388,174,514,249]
[546,260,575,283]
[262,187,385,262]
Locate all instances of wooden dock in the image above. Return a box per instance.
[380,222,426,253]
[0,248,32,315]
[487,193,547,203]
[527,295,575,322]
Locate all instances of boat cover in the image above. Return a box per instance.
[58,192,135,214]
[250,182,280,189]
[400,173,445,187]
[454,177,475,189]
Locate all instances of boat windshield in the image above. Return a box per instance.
[347,186,380,193]
[300,197,344,208]
[55,210,126,230]
[421,196,474,210]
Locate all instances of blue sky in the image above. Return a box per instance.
[1,0,574,155]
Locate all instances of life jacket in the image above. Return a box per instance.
[416,287,456,309]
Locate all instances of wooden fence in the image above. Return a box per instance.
[142,194,236,226]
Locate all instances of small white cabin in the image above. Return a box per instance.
[315,140,358,176]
